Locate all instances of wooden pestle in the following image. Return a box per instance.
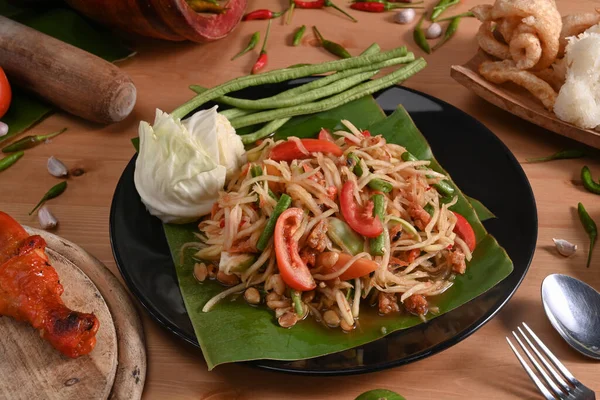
[0,15,136,124]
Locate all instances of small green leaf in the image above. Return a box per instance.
[355,389,406,400]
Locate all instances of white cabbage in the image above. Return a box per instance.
[134,107,246,224]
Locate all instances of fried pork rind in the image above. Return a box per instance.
[534,58,567,91]
[477,21,511,60]
[558,11,600,57]
[479,60,558,110]
[471,0,562,71]
[554,30,600,129]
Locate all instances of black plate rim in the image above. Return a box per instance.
[109,84,537,376]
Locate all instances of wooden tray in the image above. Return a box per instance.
[0,228,146,400]
[451,51,600,150]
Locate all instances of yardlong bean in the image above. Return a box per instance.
[240,118,291,144]
[228,59,426,129]
[172,46,409,119]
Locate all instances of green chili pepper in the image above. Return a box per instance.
[231,32,260,61]
[436,11,474,21]
[291,290,303,315]
[257,194,292,251]
[413,12,431,54]
[577,202,597,268]
[348,153,364,177]
[430,0,460,21]
[2,128,67,153]
[424,203,434,216]
[401,151,455,197]
[368,178,393,193]
[313,26,352,59]
[292,25,306,46]
[581,166,600,195]
[29,181,67,215]
[0,151,24,172]
[432,16,461,51]
[327,217,364,255]
[370,194,386,256]
[525,149,586,163]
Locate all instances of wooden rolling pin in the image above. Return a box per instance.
[0,15,136,124]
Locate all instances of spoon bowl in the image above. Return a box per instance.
[542,274,600,360]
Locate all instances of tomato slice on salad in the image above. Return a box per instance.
[269,138,343,162]
[452,211,476,252]
[318,128,335,142]
[339,181,383,238]
[0,67,12,119]
[317,252,379,281]
[274,208,316,291]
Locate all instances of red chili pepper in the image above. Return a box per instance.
[251,20,272,75]
[243,8,287,20]
[350,1,415,12]
[293,0,358,22]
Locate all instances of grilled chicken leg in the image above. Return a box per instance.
[0,212,99,358]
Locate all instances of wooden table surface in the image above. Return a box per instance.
[1,0,599,398]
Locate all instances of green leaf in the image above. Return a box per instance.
[0,4,133,139]
[466,195,496,221]
[163,99,514,370]
[355,389,406,400]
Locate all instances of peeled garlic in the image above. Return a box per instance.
[553,238,577,257]
[425,23,442,39]
[38,206,58,230]
[0,121,8,137]
[395,9,415,24]
[47,156,68,177]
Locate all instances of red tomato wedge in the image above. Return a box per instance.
[452,212,476,252]
[339,181,383,238]
[318,128,335,142]
[317,252,379,281]
[269,139,343,162]
[0,67,11,119]
[274,208,316,291]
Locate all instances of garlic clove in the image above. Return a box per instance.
[47,156,69,177]
[38,206,58,230]
[425,23,443,39]
[395,9,415,24]
[553,238,577,257]
[0,121,8,137]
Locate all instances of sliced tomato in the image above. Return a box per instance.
[318,128,335,142]
[317,252,379,281]
[0,67,11,119]
[265,163,284,193]
[269,139,343,162]
[274,208,316,291]
[452,211,476,252]
[339,181,383,238]
[362,130,371,137]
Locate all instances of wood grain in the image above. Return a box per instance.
[1,0,600,399]
[451,51,600,149]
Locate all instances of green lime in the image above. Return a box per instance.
[354,389,406,400]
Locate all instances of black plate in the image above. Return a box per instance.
[110,80,537,375]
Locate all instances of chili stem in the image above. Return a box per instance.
[525,149,586,163]
[231,32,260,60]
[436,11,474,21]
[326,0,358,22]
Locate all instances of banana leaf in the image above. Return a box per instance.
[0,3,133,142]
[162,97,514,370]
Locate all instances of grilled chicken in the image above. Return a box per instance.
[0,212,99,358]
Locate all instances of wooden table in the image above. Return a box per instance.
[1,0,599,398]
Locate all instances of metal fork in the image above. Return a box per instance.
[507,322,596,400]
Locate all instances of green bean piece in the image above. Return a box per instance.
[525,149,586,163]
[291,290,303,315]
[2,128,67,153]
[231,32,260,61]
[578,202,597,268]
[432,16,461,51]
[436,11,474,21]
[229,59,427,129]
[581,166,600,195]
[0,151,24,172]
[292,25,306,46]
[29,181,67,215]
[431,0,460,21]
[424,203,434,217]
[313,26,352,59]
[240,118,291,145]
[257,194,292,251]
[370,194,386,256]
[368,178,393,193]
[347,153,363,176]
[413,12,431,54]
[401,151,455,197]
[327,218,364,255]
[250,164,278,199]
[172,45,409,118]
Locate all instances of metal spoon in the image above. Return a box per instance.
[542,274,600,359]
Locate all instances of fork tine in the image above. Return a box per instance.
[518,326,571,392]
[507,337,557,400]
[523,323,577,385]
[512,330,565,398]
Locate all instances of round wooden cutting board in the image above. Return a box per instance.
[0,228,146,400]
